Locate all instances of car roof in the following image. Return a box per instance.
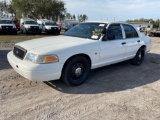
[37,19,54,22]
[0,19,12,21]
[82,21,128,24]
[22,19,35,21]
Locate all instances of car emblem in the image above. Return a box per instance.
[6,27,8,28]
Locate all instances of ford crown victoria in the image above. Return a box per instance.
[7,21,151,86]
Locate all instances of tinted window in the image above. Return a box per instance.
[107,24,123,40]
[25,21,37,25]
[0,20,13,24]
[65,23,107,40]
[45,22,56,26]
[123,24,138,38]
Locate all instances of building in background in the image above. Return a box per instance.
[128,22,153,31]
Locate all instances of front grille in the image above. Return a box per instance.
[30,26,39,31]
[51,27,58,30]
[13,46,27,60]
[2,26,13,30]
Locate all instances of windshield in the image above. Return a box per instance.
[45,22,56,26]
[0,20,13,24]
[25,21,37,25]
[65,23,107,40]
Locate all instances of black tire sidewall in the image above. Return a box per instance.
[132,48,145,66]
[62,56,90,86]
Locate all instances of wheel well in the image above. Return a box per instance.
[141,45,146,52]
[62,54,92,73]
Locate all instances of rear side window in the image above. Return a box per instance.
[107,24,123,40]
[123,24,138,38]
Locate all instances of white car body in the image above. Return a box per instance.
[7,21,151,84]
[0,19,17,34]
[37,19,60,34]
[20,18,40,34]
[62,19,79,31]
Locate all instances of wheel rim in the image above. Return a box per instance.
[138,50,144,63]
[138,52,142,60]
[71,63,85,80]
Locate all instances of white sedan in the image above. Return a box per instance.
[7,21,151,86]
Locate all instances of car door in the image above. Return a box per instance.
[99,24,126,65]
[122,24,142,59]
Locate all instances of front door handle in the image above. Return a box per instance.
[121,42,126,45]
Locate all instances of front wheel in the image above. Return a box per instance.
[131,47,145,66]
[61,56,90,86]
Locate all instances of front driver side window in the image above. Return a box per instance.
[107,24,123,40]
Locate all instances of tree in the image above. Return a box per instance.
[11,0,66,20]
[65,13,72,19]
[0,1,14,18]
[78,14,88,22]
[72,14,76,20]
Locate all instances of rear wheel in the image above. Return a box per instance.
[131,47,145,66]
[57,31,60,35]
[61,56,90,86]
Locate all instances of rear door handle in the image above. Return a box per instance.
[121,42,126,45]
[137,40,140,43]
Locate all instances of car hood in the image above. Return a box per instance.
[24,24,39,26]
[16,35,97,53]
[45,25,58,27]
[0,24,14,26]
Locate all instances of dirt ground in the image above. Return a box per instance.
[0,37,160,120]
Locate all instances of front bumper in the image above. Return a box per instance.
[26,28,41,34]
[0,28,17,34]
[46,28,60,34]
[7,51,63,81]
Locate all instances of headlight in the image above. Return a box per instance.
[46,26,51,30]
[0,26,2,29]
[25,52,59,64]
[13,25,16,29]
[25,53,38,63]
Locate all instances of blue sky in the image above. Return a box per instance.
[63,0,160,21]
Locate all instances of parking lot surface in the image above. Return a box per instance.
[0,37,160,120]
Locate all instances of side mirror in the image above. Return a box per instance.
[22,23,24,25]
[103,34,115,41]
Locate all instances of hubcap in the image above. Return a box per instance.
[139,53,142,60]
[75,67,82,76]
[71,63,85,80]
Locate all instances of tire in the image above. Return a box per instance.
[14,32,17,35]
[61,56,90,86]
[131,47,145,66]
[57,31,60,35]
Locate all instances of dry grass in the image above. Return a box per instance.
[0,35,47,43]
